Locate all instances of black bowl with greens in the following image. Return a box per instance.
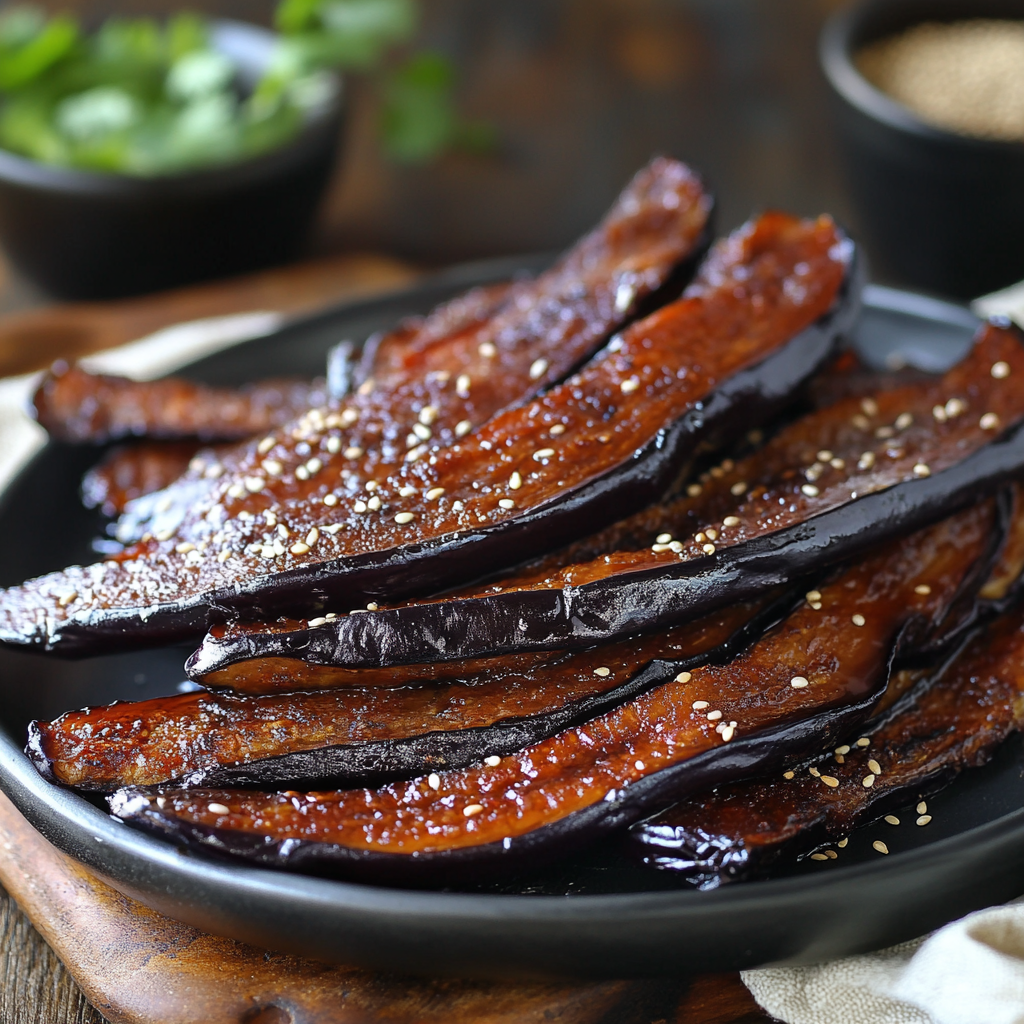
[0,12,344,299]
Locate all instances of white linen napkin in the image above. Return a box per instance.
[742,284,1024,1023]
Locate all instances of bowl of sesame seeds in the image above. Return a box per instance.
[820,0,1024,299]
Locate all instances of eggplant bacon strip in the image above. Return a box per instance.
[31,594,787,793]
[0,158,717,655]
[109,503,993,881]
[632,587,1024,886]
[191,320,1024,690]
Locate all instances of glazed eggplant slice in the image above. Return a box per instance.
[632,590,1024,885]
[0,158,716,655]
[190,320,1024,688]
[33,364,332,445]
[109,503,991,880]
[30,594,786,792]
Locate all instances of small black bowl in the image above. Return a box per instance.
[821,0,1024,299]
[0,21,343,301]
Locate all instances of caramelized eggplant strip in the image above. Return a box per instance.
[110,505,989,880]
[30,594,787,792]
[0,159,714,655]
[82,442,211,517]
[190,321,1024,688]
[632,590,1024,885]
[33,365,331,445]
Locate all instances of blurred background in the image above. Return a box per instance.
[0,0,855,313]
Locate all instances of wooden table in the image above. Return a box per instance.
[0,252,774,1024]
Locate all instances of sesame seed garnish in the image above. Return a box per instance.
[806,590,822,602]
[914,584,931,595]
[801,484,819,497]
[895,412,913,429]
[917,815,932,826]
[861,398,879,416]
[872,841,889,854]
[707,710,723,721]
[353,500,368,513]
[652,543,671,553]
[868,759,882,775]
[694,533,705,543]
[175,542,195,554]
[691,698,708,709]
[305,527,319,546]
[730,481,748,496]
[549,423,566,436]
[394,512,415,524]
[856,737,871,747]
[399,486,416,497]
[945,398,965,417]
[783,770,795,779]
[620,376,640,394]
[326,437,342,454]
[913,463,931,478]
[858,451,876,470]
[57,591,77,607]
[412,423,431,441]
[875,426,894,439]
[835,745,851,756]
[357,379,375,396]
[825,850,838,860]
[862,775,875,788]
[992,361,1010,379]
[208,803,231,816]
[509,472,523,490]
[479,342,497,358]
[917,801,927,814]
[244,476,266,493]
[852,414,871,431]
[852,614,866,626]
[344,446,363,459]
[932,405,948,422]
[308,617,328,627]
[464,804,484,817]
[367,496,381,511]
[817,450,833,462]
[981,412,1001,430]
[454,420,472,437]
[720,725,735,742]
[340,408,359,426]
[635,760,646,771]
[702,543,716,555]
[656,532,673,544]
[414,486,440,502]
[705,528,718,541]
[594,666,611,677]
[529,359,548,380]
[810,853,829,862]
[687,483,703,497]
[885,815,900,825]
[791,676,809,689]
[498,498,515,510]
[830,458,846,469]
[257,436,276,454]
[533,448,555,461]
[821,776,839,788]
[295,466,310,481]
[484,755,501,766]
[723,516,740,527]
[366,602,378,611]
[428,773,441,790]
[456,374,472,396]
[405,445,426,463]
[809,767,821,777]
[290,542,310,555]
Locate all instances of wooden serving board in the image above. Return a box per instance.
[0,791,769,1024]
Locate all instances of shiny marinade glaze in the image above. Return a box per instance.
[632,577,1024,885]
[82,442,210,517]
[0,158,714,654]
[192,322,1024,688]
[30,595,785,792]
[109,505,989,881]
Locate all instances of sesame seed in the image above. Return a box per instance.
[479,341,497,358]
[945,398,965,417]
[981,412,1001,430]
[917,801,928,814]
[290,543,310,555]
[405,445,426,463]
[705,528,718,541]
[917,815,932,826]
[308,617,328,627]
[344,446,363,459]
[852,414,871,430]
[872,841,889,854]
[707,710,723,721]
[620,377,640,394]
[687,483,703,497]
[875,426,894,439]
[305,527,319,546]
[858,451,876,470]
[533,448,556,461]
[895,412,913,429]
[720,725,735,742]
[656,532,673,544]
[652,543,671,552]
[529,358,548,380]
[694,533,705,543]
[856,737,871,747]
[809,767,821,777]
[825,849,838,860]
[594,666,611,677]
[426,487,446,500]
[885,815,900,825]
[830,457,846,469]
[366,602,378,611]
[817,450,833,462]
[264,456,286,475]
[453,500,464,511]
[801,484,819,497]
[669,540,684,553]
[791,676,809,689]
[835,745,851,755]
[394,512,415,524]
[834,754,845,764]
[914,584,931,595]
[357,379,375,396]
[861,775,875,789]
[57,591,77,607]
[208,803,231,815]
[413,423,432,441]
[730,481,748,496]
[821,776,840,788]
[340,408,359,426]
[456,374,472,396]
[175,542,195,554]
[463,804,484,817]
[932,405,948,422]
[635,760,646,771]
[483,755,501,767]
[399,486,416,497]
[419,405,439,425]
[852,614,866,626]
[783,770,795,779]
[810,853,829,862]
[861,397,879,416]
[806,590,822,602]
[428,773,441,790]
[723,516,740,527]
[296,466,310,481]
[913,463,931,478]
[367,496,381,511]
[992,361,1011,379]
[868,759,882,775]
[702,543,716,555]
[257,436,276,454]
[244,476,266,493]
[353,500,368,513]
[691,698,708,709]
[498,498,515,510]
[509,472,523,490]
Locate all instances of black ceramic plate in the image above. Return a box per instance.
[0,266,1021,981]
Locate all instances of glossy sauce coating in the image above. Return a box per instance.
[193,323,1024,686]
[82,442,208,517]
[32,598,770,791]
[110,504,991,871]
[0,158,714,651]
[635,587,1024,883]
